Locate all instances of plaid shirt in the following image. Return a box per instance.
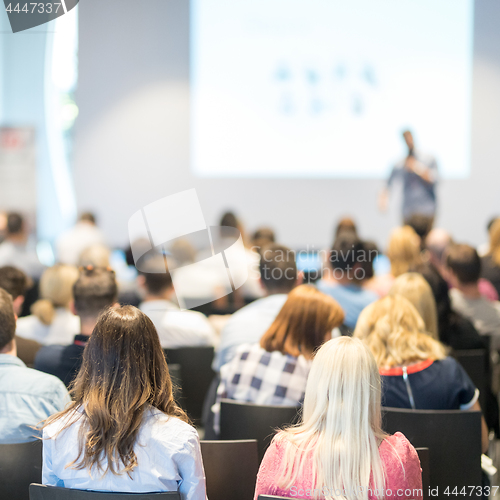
[212,343,311,434]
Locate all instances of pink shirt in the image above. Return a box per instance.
[254,432,422,499]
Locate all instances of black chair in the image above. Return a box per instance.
[200,439,259,500]
[415,448,430,500]
[219,400,300,462]
[167,363,182,400]
[382,407,482,498]
[453,349,488,410]
[29,485,180,499]
[0,439,42,500]
[163,347,215,423]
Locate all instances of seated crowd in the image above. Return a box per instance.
[0,209,500,498]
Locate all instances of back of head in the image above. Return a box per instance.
[220,211,239,229]
[387,225,421,277]
[0,288,16,352]
[489,218,500,266]
[353,295,446,368]
[31,265,79,325]
[138,254,173,297]
[0,266,30,300]
[446,243,480,285]
[7,212,24,236]
[425,228,452,265]
[276,337,385,499]
[73,267,118,321]
[78,244,111,268]
[329,232,365,272]
[79,212,96,225]
[259,243,297,294]
[251,227,275,252]
[405,214,433,243]
[334,217,357,239]
[260,285,344,358]
[52,306,187,475]
[389,272,438,339]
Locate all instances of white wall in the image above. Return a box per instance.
[74,0,500,250]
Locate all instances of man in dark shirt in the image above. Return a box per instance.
[34,267,118,387]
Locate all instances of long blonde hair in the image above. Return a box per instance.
[31,264,79,325]
[489,219,500,267]
[275,337,387,500]
[389,273,439,339]
[353,295,447,369]
[386,226,421,277]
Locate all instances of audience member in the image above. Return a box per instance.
[0,212,44,279]
[213,243,299,371]
[412,262,485,350]
[0,266,41,366]
[77,243,111,268]
[0,288,70,444]
[35,267,118,387]
[354,295,489,452]
[317,232,378,329]
[56,212,106,266]
[42,306,206,497]
[16,264,80,345]
[334,216,358,239]
[250,227,276,253]
[389,273,439,338]
[446,244,500,349]
[406,213,433,248]
[138,255,216,348]
[481,218,500,298]
[254,337,422,500]
[213,285,344,433]
[478,216,499,257]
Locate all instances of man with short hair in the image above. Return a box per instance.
[213,243,300,372]
[316,233,378,330]
[0,266,41,366]
[0,287,69,443]
[0,212,44,279]
[447,244,500,349]
[138,255,216,348]
[34,267,118,387]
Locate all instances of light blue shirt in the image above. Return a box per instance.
[0,354,70,444]
[316,281,378,329]
[387,149,438,219]
[43,407,207,500]
[213,294,288,372]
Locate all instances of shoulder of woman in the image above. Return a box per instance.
[381,432,419,463]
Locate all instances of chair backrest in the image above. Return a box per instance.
[29,484,180,500]
[452,349,488,410]
[163,347,215,423]
[200,440,259,500]
[166,363,182,400]
[219,400,300,462]
[382,407,482,495]
[415,448,430,500]
[0,439,42,500]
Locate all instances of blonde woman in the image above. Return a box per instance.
[481,218,500,297]
[364,226,422,297]
[389,272,438,338]
[354,295,489,452]
[213,285,344,434]
[16,264,80,345]
[254,337,423,500]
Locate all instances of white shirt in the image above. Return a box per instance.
[43,407,207,499]
[213,294,288,372]
[139,300,217,349]
[450,288,500,350]
[0,240,45,279]
[56,222,106,266]
[16,308,80,346]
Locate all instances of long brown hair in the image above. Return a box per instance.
[260,284,345,359]
[44,306,188,475]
